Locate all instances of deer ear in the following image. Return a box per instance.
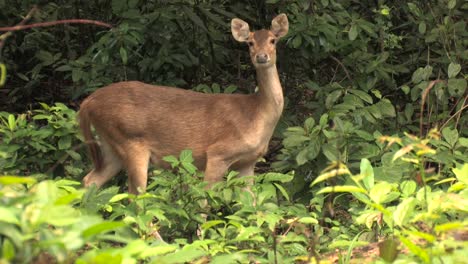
[271,13,288,38]
[231,18,250,42]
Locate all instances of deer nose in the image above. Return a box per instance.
[255,53,269,64]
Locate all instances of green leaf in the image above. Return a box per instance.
[400,180,417,197]
[360,159,374,191]
[311,168,350,186]
[322,143,339,161]
[0,176,36,185]
[348,89,373,104]
[273,183,290,201]
[369,182,398,204]
[326,89,343,108]
[452,164,468,184]
[448,63,461,78]
[1,238,15,261]
[442,127,458,147]
[296,148,309,165]
[411,66,432,83]
[109,193,130,203]
[418,22,426,34]
[7,114,15,131]
[201,220,225,230]
[394,197,416,226]
[292,35,302,48]
[349,24,358,40]
[58,136,72,150]
[317,185,367,194]
[298,217,319,224]
[448,0,457,9]
[0,207,19,225]
[182,6,208,32]
[263,172,294,183]
[82,221,126,238]
[448,78,467,96]
[119,47,128,65]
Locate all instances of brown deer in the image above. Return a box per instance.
[79,14,289,194]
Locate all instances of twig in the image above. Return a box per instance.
[0,19,113,32]
[440,94,468,131]
[419,79,445,137]
[330,55,353,83]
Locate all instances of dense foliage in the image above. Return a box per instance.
[0,0,467,263]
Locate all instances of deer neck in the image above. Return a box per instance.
[256,65,284,120]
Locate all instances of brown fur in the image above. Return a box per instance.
[79,14,289,194]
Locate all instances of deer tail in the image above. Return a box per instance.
[79,107,103,171]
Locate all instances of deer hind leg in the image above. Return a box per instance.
[124,143,151,194]
[83,140,122,188]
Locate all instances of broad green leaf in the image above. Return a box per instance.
[311,168,350,186]
[262,172,294,183]
[349,24,358,40]
[360,158,374,191]
[325,89,343,108]
[322,143,340,162]
[394,197,416,226]
[442,127,458,147]
[0,207,19,225]
[273,183,290,201]
[58,136,72,150]
[119,47,128,65]
[452,164,468,184]
[379,237,398,262]
[369,182,398,204]
[411,66,432,83]
[348,89,373,104]
[459,138,468,147]
[201,220,225,230]
[448,78,467,96]
[400,180,417,197]
[296,148,309,165]
[434,221,465,233]
[283,135,309,148]
[109,193,130,203]
[0,176,36,185]
[418,22,426,34]
[317,185,366,194]
[298,217,319,224]
[448,62,461,78]
[82,221,126,238]
[1,238,15,261]
[448,0,456,9]
[7,114,15,131]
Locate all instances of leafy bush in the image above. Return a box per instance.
[0,103,83,178]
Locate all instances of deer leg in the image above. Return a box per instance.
[83,140,122,188]
[204,154,230,189]
[235,162,257,205]
[125,145,150,194]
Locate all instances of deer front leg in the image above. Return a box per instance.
[235,162,257,205]
[203,152,230,189]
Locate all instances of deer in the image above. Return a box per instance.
[79,14,289,194]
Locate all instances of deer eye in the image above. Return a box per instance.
[247,41,254,47]
[270,38,276,44]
